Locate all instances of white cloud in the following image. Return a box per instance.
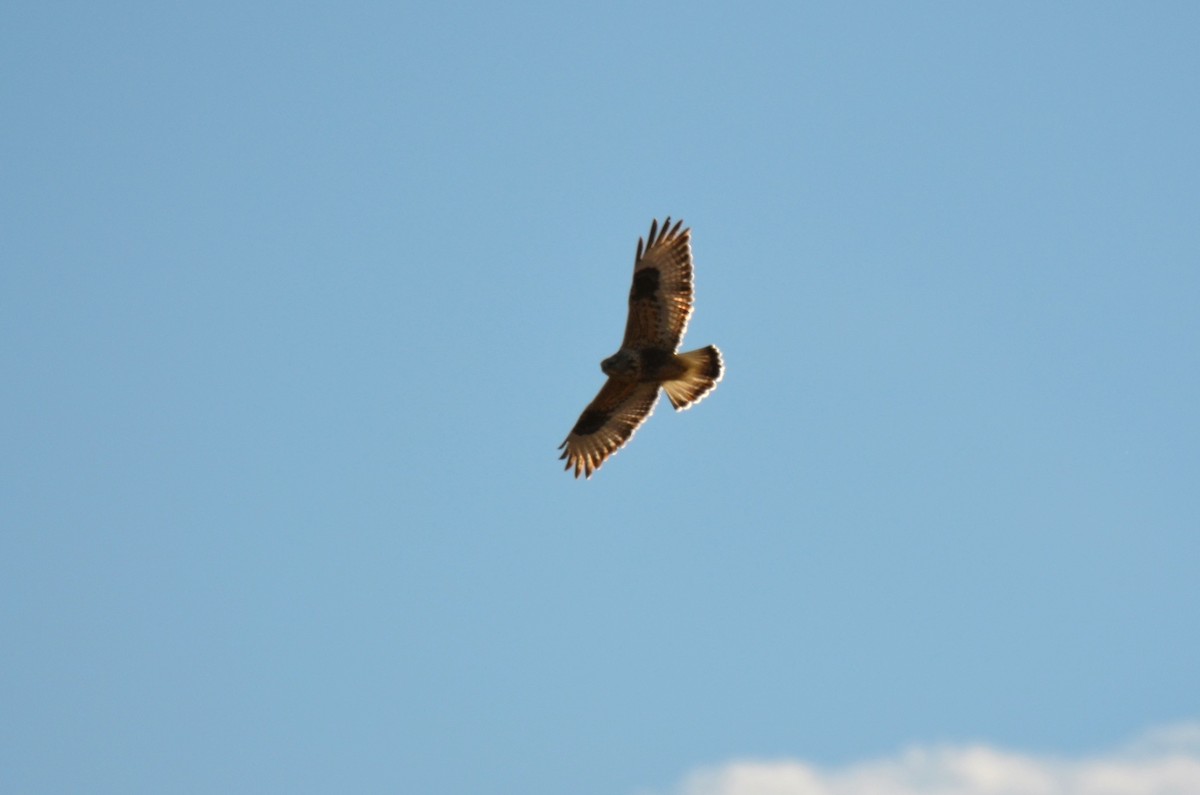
[658,724,1200,795]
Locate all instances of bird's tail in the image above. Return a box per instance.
[663,345,724,410]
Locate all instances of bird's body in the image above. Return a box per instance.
[559,218,723,478]
[602,348,684,382]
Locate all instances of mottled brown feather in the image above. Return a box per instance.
[558,379,661,479]
[622,217,694,351]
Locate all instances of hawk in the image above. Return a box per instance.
[559,218,724,478]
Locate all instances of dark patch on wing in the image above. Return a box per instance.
[630,267,660,301]
[571,408,611,437]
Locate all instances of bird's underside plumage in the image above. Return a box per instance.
[559,218,724,479]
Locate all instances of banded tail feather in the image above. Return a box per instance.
[663,345,723,410]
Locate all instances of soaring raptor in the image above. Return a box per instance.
[559,218,724,478]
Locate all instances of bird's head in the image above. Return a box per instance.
[601,351,638,378]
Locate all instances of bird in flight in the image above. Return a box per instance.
[559,218,724,478]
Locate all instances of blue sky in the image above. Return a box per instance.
[3,3,1198,794]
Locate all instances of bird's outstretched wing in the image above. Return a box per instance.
[622,217,694,351]
[559,378,661,479]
